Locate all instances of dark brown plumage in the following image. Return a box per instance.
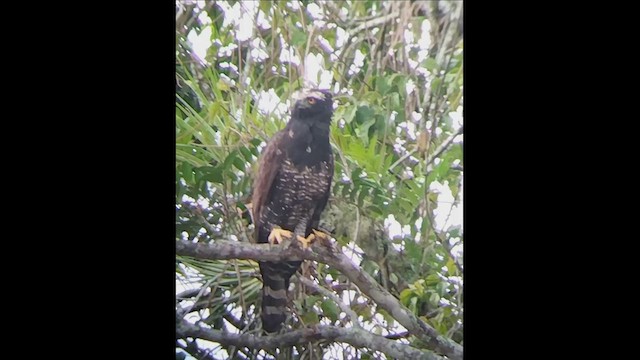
[252,88,334,333]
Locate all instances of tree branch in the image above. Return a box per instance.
[388,148,417,172]
[297,276,361,328]
[176,240,463,360]
[176,319,445,360]
[177,340,218,360]
[426,125,463,167]
[348,11,401,39]
[176,288,203,300]
[385,331,410,340]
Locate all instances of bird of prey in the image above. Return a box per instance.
[252,88,334,333]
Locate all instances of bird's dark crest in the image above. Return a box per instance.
[289,88,334,123]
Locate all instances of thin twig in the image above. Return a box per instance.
[389,148,417,172]
[347,11,400,38]
[298,276,361,328]
[426,126,463,167]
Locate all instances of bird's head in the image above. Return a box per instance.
[291,88,333,122]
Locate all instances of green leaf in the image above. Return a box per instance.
[376,76,391,95]
[355,117,376,145]
[176,148,209,167]
[239,146,253,162]
[354,105,375,124]
[305,295,321,308]
[425,169,438,187]
[353,302,371,320]
[429,292,440,307]
[259,0,272,13]
[367,204,383,216]
[387,92,400,111]
[176,181,185,201]
[357,187,369,207]
[250,137,263,147]
[362,91,382,104]
[377,309,394,327]
[223,150,239,170]
[341,183,352,199]
[181,162,194,185]
[435,158,451,178]
[431,77,442,93]
[424,57,438,71]
[373,114,387,139]
[409,296,418,313]
[395,108,406,123]
[391,74,408,98]
[446,257,457,275]
[404,238,421,263]
[389,273,398,285]
[413,279,425,295]
[448,226,462,238]
[216,78,230,92]
[436,281,449,296]
[397,196,416,215]
[321,300,341,322]
[425,274,440,286]
[291,28,306,47]
[232,156,246,172]
[196,166,223,184]
[301,310,320,325]
[400,289,414,306]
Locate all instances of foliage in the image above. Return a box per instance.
[176,1,463,359]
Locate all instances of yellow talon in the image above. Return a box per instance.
[297,229,329,249]
[297,234,314,249]
[311,229,329,240]
[268,227,293,245]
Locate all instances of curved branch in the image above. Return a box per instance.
[176,240,463,360]
[176,319,444,360]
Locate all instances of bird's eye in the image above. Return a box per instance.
[307,97,316,105]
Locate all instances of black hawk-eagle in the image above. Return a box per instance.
[252,88,334,333]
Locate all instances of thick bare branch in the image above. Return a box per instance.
[176,239,303,262]
[176,240,463,360]
[176,319,444,360]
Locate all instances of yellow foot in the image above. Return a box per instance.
[311,229,329,241]
[268,227,293,245]
[296,235,314,249]
[296,229,329,249]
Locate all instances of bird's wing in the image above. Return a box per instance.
[252,130,287,238]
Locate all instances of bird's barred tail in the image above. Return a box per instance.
[259,261,301,333]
